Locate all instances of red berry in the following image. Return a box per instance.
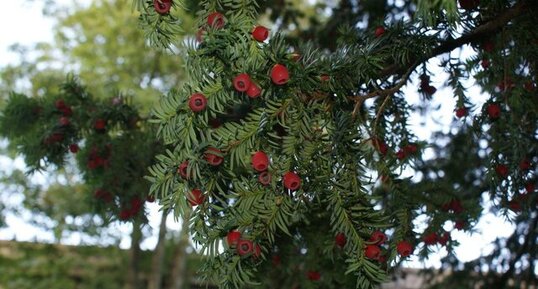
[189,93,207,112]
[283,171,301,190]
[372,138,388,155]
[226,230,241,247]
[403,144,418,155]
[253,244,262,258]
[62,106,73,117]
[497,78,514,92]
[423,232,438,245]
[55,99,66,110]
[487,103,501,119]
[396,241,413,257]
[146,195,155,202]
[237,239,253,256]
[94,119,106,131]
[364,245,381,260]
[307,271,321,281]
[374,26,385,38]
[438,232,450,246]
[458,0,479,10]
[258,171,272,186]
[233,73,252,92]
[525,182,535,194]
[252,25,269,42]
[207,12,225,29]
[153,0,172,15]
[69,144,79,153]
[187,189,205,206]
[369,231,387,245]
[519,159,531,171]
[270,64,290,85]
[130,197,143,214]
[454,220,466,230]
[246,82,261,98]
[272,255,281,266]
[396,149,406,160]
[119,210,131,220]
[252,151,269,172]
[524,81,536,92]
[59,116,70,126]
[481,59,490,69]
[508,200,521,212]
[320,74,330,82]
[495,164,509,178]
[204,147,224,166]
[178,160,190,179]
[335,233,346,248]
[455,107,468,118]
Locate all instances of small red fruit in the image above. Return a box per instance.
[246,82,261,98]
[519,159,531,171]
[335,233,347,248]
[364,245,381,260]
[253,244,262,258]
[189,93,207,112]
[481,59,490,69]
[55,99,66,109]
[423,232,438,245]
[374,26,385,38]
[372,138,388,155]
[252,26,269,42]
[146,195,155,202]
[226,230,241,247]
[396,149,406,160]
[495,164,509,178]
[187,189,205,206]
[487,103,501,119]
[153,0,172,15]
[369,231,387,245]
[307,271,321,281]
[207,12,225,29]
[454,220,466,230]
[237,239,253,256]
[233,73,252,92]
[204,147,224,166]
[59,116,70,126]
[396,241,413,257]
[320,74,330,82]
[403,144,418,155]
[119,210,131,220]
[455,107,468,118]
[258,171,272,186]
[270,64,290,85]
[508,200,521,212]
[283,171,301,190]
[178,160,189,179]
[69,144,79,153]
[94,119,106,131]
[525,182,535,194]
[252,151,269,172]
[61,106,73,117]
[272,255,281,266]
[438,232,450,246]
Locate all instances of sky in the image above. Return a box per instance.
[0,0,517,268]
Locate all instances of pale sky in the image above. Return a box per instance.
[0,0,516,267]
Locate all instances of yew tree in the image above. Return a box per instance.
[135,0,538,288]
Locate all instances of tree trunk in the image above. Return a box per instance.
[168,213,190,289]
[125,217,143,289]
[149,209,169,289]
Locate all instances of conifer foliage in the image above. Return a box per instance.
[0,76,158,221]
[137,0,538,288]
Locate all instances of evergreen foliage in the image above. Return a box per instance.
[139,0,538,288]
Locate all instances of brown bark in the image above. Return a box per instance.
[125,218,143,289]
[149,209,169,289]
[168,213,190,289]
